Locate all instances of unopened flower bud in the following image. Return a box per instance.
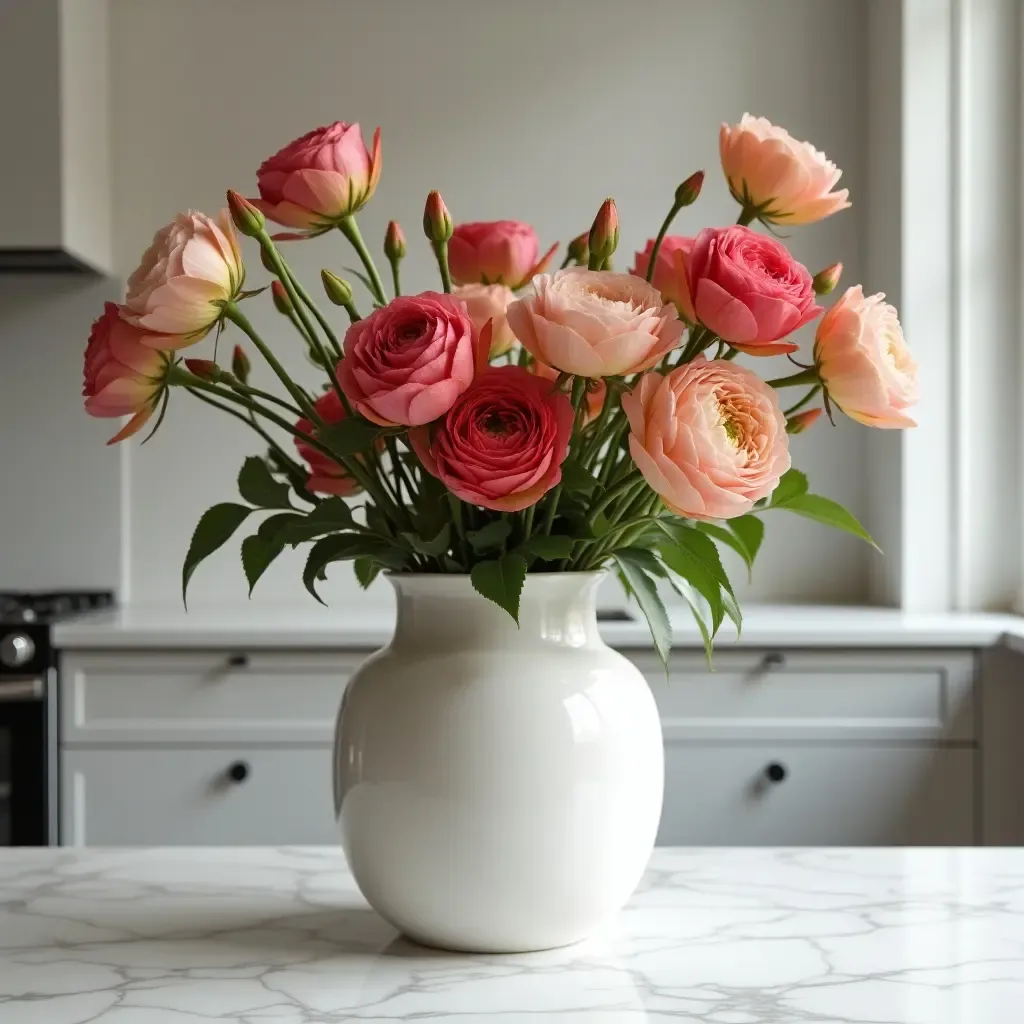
[588,198,619,267]
[812,262,843,296]
[675,170,705,208]
[185,358,222,382]
[423,190,453,243]
[226,189,265,237]
[786,407,824,434]
[271,280,293,315]
[231,345,251,384]
[384,220,407,261]
[567,232,589,264]
[321,269,354,307]
[260,246,276,273]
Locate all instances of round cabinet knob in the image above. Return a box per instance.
[226,654,249,669]
[227,761,250,784]
[0,633,34,668]
[764,762,788,784]
[761,652,786,670]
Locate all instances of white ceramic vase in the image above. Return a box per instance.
[333,572,664,953]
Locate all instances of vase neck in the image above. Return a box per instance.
[387,573,605,651]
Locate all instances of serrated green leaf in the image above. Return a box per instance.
[467,519,512,554]
[303,534,409,604]
[617,546,668,578]
[258,512,306,545]
[768,468,808,507]
[470,554,528,624]
[516,534,575,561]
[238,457,292,509]
[316,417,382,458]
[696,522,753,576]
[402,523,451,557]
[241,533,285,596]
[612,551,671,668]
[354,556,381,590]
[728,515,765,570]
[655,521,726,635]
[668,577,714,667]
[307,496,356,530]
[774,493,880,551]
[560,458,601,494]
[182,503,252,606]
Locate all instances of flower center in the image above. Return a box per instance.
[482,411,513,436]
[722,415,741,446]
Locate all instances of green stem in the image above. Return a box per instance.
[598,419,630,485]
[723,347,739,361]
[784,385,822,417]
[737,206,758,226]
[587,470,643,529]
[559,253,573,270]
[389,259,402,299]
[541,484,563,536]
[386,435,412,503]
[431,240,452,293]
[289,274,344,360]
[580,391,619,469]
[449,494,470,567]
[767,367,820,389]
[230,382,303,417]
[645,201,683,283]
[522,504,535,539]
[339,216,388,305]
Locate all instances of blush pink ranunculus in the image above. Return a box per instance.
[83,303,173,445]
[337,292,478,427]
[630,235,695,323]
[448,220,557,289]
[720,114,851,225]
[410,366,573,512]
[453,283,517,357]
[251,121,381,233]
[530,358,606,423]
[294,390,362,496]
[683,226,821,356]
[122,210,243,342]
[506,269,685,378]
[814,286,918,428]
[622,358,790,520]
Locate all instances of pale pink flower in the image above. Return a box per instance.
[453,283,517,357]
[630,236,696,322]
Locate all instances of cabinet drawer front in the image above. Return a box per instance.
[632,650,975,741]
[61,652,359,744]
[61,747,338,846]
[657,744,975,847]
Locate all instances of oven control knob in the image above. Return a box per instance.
[0,634,35,668]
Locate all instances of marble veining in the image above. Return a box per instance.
[2,846,1024,1022]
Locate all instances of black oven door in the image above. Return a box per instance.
[0,675,48,846]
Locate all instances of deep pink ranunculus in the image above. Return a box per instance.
[683,226,821,355]
[448,220,556,289]
[410,366,574,512]
[337,292,478,427]
[294,390,362,496]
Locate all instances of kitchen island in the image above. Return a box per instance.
[2,846,1023,1022]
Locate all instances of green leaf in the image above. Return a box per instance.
[773,494,880,551]
[345,265,386,306]
[470,554,528,624]
[354,556,381,590]
[306,496,356,530]
[768,468,808,507]
[402,523,451,557]
[467,519,512,554]
[316,417,382,458]
[241,533,285,596]
[516,534,575,561]
[182,503,252,606]
[617,546,668,578]
[728,515,765,569]
[613,550,671,668]
[303,534,409,604]
[668,577,714,667]
[560,458,601,495]
[655,521,727,635]
[238,457,292,510]
[257,512,306,545]
[696,522,753,578]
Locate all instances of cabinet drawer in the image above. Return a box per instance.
[61,746,338,846]
[657,744,975,846]
[632,650,975,741]
[61,651,361,744]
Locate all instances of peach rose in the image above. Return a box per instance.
[720,114,851,226]
[337,292,478,426]
[83,303,172,445]
[123,210,243,341]
[530,358,606,423]
[453,283,517,357]
[630,235,695,323]
[448,220,556,289]
[294,390,361,496]
[814,286,918,428]
[623,358,790,520]
[506,269,685,378]
[410,366,573,512]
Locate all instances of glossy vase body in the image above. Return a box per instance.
[333,572,664,953]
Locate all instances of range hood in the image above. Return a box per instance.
[0,0,111,274]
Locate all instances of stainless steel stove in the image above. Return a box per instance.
[0,590,114,845]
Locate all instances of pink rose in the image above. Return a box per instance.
[683,226,821,356]
[623,358,790,520]
[83,303,172,445]
[123,210,243,341]
[448,220,556,289]
[814,286,918,428]
[453,283,517,356]
[506,269,685,378]
[410,366,573,512]
[294,391,362,496]
[530,358,606,423]
[337,292,478,426]
[251,122,381,232]
[630,236,695,322]
[720,114,851,225]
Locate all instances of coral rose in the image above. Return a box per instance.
[453,283,517,357]
[123,210,243,341]
[506,269,685,378]
[720,114,851,225]
[294,390,362,496]
[448,220,556,289]
[83,303,173,444]
[814,286,918,428]
[530,359,606,423]
[684,226,821,355]
[630,236,695,322]
[622,358,790,520]
[251,121,381,232]
[337,292,478,427]
[410,366,573,512]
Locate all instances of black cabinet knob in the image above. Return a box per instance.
[227,654,249,669]
[764,762,787,784]
[762,652,786,670]
[227,761,250,784]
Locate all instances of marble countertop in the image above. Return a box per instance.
[2,847,1024,1022]
[53,601,1023,650]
